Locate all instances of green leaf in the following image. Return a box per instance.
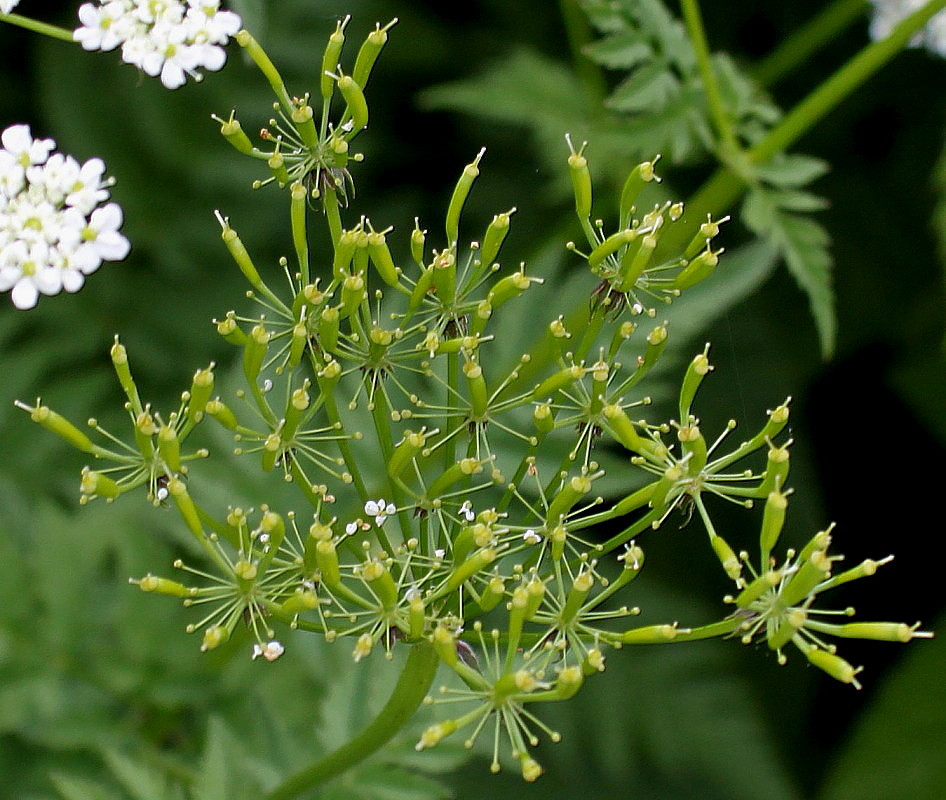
[51,773,124,800]
[101,750,179,800]
[608,62,682,113]
[582,31,653,69]
[816,614,946,800]
[754,154,831,187]
[742,187,836,356]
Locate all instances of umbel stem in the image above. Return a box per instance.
[262,641,440,800]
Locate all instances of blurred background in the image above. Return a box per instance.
[1,1,944,798]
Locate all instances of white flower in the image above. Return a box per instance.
[522,529,542,545]
[251,640,285,662]
[0,1,21,15]
[459,500,475,522]
[365,498,396,526]
[869,0,946,57]
[0,124,129,309]
[74,0,243,88]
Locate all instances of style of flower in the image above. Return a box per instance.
[0,124,129,309]
[868,0,946,57]
[73,0,242,89]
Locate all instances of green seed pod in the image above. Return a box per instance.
[408,593,426,639]
[333,228,358,280]
[602,403,649,456]
[157,424,181,474]
[426,458,482,500]
[135,575,191,597]
[424,252,452,309]
[531,363,586,401]
[619,157,661,227]
[678,424,707,475]
[337,73,369,133]
[110,338,142,414]
[362,559,398,610]
[80,468,122,500]
[321,16,348,99]
[683,214,729,260]
[487,268,537,308]
[546,474,592,524]
[287,319,308,370]
[267,151,290,186]
[567,143,592,219]
[469,300,492,337]
[367,229,401,287]
[759,444,791,497]
[282,383,311,440]
[560,569,594,625]
[671,248,719,291]
[280,589,319,616]
[588,229,636,273]
[432,625,458,667]
[767,608,806,651]
[678,347,712,422]
[216,115,255,155]
[804,647,861,688]
[759,489,788,563]
[187,365,215,422]
[318,306,340,353]
[352,19,397,89]
[410,221,426,268]
[291,103,319,149]
[167,477,203,540]
[316,539,342,588]
[242,323,270,383]
[479,208,515,269]
[445,149,485,248]
[617,232,657,290]
[617,623,680,644]
[464,359,488,418]
[710,533,741,581]
[734,569,782,609]
[340,272,366,318]
[216,312,248,346]
[533,403,554,434]
[261,432,281,473]
[388,429,428,479]
[444,547,496,593]
[780,550,832,607]
[205,399,238,430]
[477,576,505,612]
[831,622,928,643]
[20,404,96,453]
[218,215,265,293]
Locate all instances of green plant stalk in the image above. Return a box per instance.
[658,0,946,257]
[559,0,609,106]
[680,0,742,158]
[262,641,439,800]
[0,13,75,42]
[754,0,869,87]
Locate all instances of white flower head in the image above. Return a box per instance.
[0,1,22,15]
[869,0,946,57]
[252,640,285,662]
[459,500,475,522]
[522,529,542,546]
[0,124,129,309]
[365,498,396,526]
[74,0,243,88]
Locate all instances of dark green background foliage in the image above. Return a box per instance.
[1,1,944,797]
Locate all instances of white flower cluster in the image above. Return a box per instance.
[74,0,242,89]
[0,1,22,15]
[0,124,129,310]
[869,0,946,57]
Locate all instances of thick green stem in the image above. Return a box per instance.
[0,13,75,42]
[263,641,439,800]
[659,0,946,257]
[679,0,742,158]
[753,0,868,87]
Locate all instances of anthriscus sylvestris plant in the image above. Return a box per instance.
[2,2,936,794]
